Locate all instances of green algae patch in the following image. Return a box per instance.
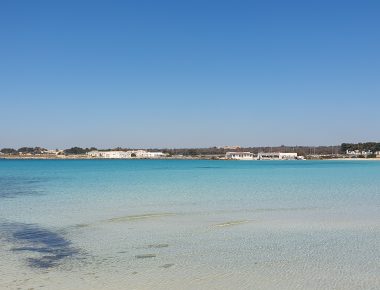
[107,213,175,223]
[147,243,169,248]
[214,220,249,228]
[160,263,174,268]
[135,254,156,259]
[74,223,90,228]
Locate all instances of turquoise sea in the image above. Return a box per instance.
[0,160,379,289]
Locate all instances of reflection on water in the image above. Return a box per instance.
[0,222,80,269]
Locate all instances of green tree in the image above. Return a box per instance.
[1,148,17,154]
[64,147,87,155]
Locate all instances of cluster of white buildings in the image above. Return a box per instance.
[346,150,372,157]
[87,150,166,159]
[225,152,254,160]
[257,152,299,160]
[346,150,380,158]
[225,151,301,160]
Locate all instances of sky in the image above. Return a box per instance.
[0,0,379,149]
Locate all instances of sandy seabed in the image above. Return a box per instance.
[1,207,379,290]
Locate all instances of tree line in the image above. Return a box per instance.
[0,147,97,155]
[0,147,46,154]
[340,142,380,153]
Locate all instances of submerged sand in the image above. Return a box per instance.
[1,207,379,290]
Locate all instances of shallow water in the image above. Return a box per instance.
[0,160,379,289]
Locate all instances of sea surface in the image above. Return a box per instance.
[0,159,379,290]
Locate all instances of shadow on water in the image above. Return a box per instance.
[0,176,47,198]
[0,222,80,269]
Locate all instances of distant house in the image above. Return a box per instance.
[225,152,254,160]
[143,151,166,158]
[219,145,241,150]
[257,152,298,160]
[346,150,372,157]
[42,149,64,155]
[87,150,165,159]
[87,151,127,158]
[126,150,166,158]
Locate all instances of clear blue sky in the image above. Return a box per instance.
[1,0,379,149]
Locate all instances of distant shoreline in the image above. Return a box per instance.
[327,158,380,161]
[1,155,380,161]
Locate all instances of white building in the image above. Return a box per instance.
[87,151,129,158]
[225,152,254,160]
[42,149,64,155]
[219,145,241,150]
[257,152,298,160]
[143,151,166,158]
[128,150,166,158]
[87,150,166,159]
[346,150,372,157]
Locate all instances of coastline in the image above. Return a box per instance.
[326,158,380,161]
[1,155,380,161]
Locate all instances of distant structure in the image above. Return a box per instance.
[225,152,254,160]
[87,150,165,159]
[87,151,127,158]
[42,149,64,155]
[219,146,241,150]
[345,150,372,157]
[225,151,300,160]
[257,152,298,160]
